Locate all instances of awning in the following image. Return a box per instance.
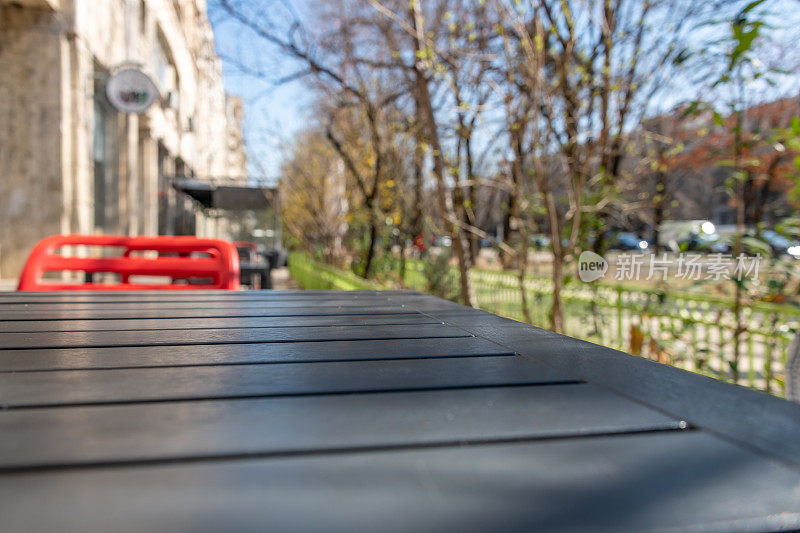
[173,179,276,210]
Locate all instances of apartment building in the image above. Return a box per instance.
[0,0,246,278]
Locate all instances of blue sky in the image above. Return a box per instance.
[208,1,314,184]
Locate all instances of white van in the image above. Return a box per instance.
[658,220,722,253]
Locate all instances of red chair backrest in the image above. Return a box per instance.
[17,235,240,291]
[233,241,258,252]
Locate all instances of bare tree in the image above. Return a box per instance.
[218,0,413,278]
[493,0,711,332]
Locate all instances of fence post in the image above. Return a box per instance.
[616,285,624,350]
[785,333,800,402]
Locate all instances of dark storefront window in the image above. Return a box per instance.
[157,142,172,235]
[93,77,118,232]
[173,158,196,236]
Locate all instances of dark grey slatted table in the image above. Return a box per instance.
[2,291,800,532]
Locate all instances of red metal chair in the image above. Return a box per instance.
[17,235,240,291]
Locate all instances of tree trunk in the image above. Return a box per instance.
[455,122,479,265]
[652,157,667,253]
[550,247,565,333]
[412,138,424,236]
[514,191,532,325]
[543,188,565,333]
[509,121,531,323]
[362,206,378,279]
[732,108,746,384]
[500,192,516,269]
[410,2,474,307]
[751,155,783,227]
[399,237,407,287]
[465,135,480,263]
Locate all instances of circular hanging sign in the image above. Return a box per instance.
[105,68,158,114]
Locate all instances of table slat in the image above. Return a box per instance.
[0,323,470,350]
[3,431,799,532]
[0,384,681,470]
[0,336,514,372]
[0,355,576,408]
[0,313,441,333]
[0,305,415,321]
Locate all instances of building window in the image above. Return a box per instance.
[154,32,170,91]
[153,30,180,113]
[171,72,181,111]
[139,0,147,35]
[157,142,173,235]
[174,158,196,236]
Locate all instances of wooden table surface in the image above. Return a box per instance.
[2,289,800,532]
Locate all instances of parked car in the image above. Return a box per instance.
[529,234,551,249]
[715,225,800,258]
[761,230,800,258]
[607,231,649,251]
[658,220,726,253]
[585,230,648,252]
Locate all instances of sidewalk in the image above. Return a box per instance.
[270,267,298,290]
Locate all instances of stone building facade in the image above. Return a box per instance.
[0,0,246,279]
